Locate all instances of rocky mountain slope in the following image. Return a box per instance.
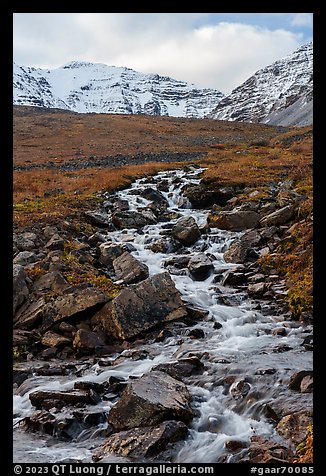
[209,42,313,126]
[13,61,224,118]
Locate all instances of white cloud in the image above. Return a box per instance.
[290,13,313,27]
[13,13,306,94]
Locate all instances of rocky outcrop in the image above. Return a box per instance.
[93,420,188,461]
[107,371,194,431]
[91,272,187,340]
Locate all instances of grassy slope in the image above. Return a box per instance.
[13,106,313,319]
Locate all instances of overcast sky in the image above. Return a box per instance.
[13,13,313,94]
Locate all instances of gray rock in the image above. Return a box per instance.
[13,232,38,251]
[107,371,194,431]
[99,242,124,268]
[45,234,64,251]
[13,251,38,266]
[91,272,187,340]
[259,205,295,227]
[29,389,94,410]
[41,331,71,348]
[208,210,260,231]
[153,356,204,381]
[113,252,149,284]
[172,216,201,246]
[248,282,267,297]
[221,268,246,286]
[112,210,156,229]
[13,264,29,314]
[85,210,114,228]
[188,253,214,281]
[141,187,169,206]
[93,420,188,461]
[224,230,261,263]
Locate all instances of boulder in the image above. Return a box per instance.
[153,356,204,381]
[208,210,260,231]
[13,232,38,251]
[276,412,313,446]
[223,230,261,263]
[107,371,194,431]
[14,298,46,329]
[171,216,201,246]
[300,375,313,393]
[73,329,107,351]
[188,253,214,281]
[13,251,38,266]
[249,435,293,463]
[112,210,156,229]
[289,371,313,391]
[221,269,246,286]
[182,183,235,208]
[33,271,70,293]
[92,272,187,340]
[259,205,295,227]
[13,264,29,314]
[42,284,110,330]
[29,389,94,410]
[44,234,64,251]
[113,252,149,284]
[93,420,188,461]
[84,210,114,228]
[140,188,169,206]
[98,242,124,268]
[248,282,267,297]
[41,331,71,348]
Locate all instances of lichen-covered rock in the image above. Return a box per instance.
[13,264,29,314]
[259,205,294,227]
[73,329,107,351]
[93,420,188,461]
[113,251,149,284]
[92,272,187,340]
[41,331,71,348]
[208,210,260,231]
[107,371,194,431]
[276,412,313,446]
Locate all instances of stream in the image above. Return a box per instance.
[13,166,313,463]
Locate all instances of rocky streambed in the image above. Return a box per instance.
[13,166,313,463]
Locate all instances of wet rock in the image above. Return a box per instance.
[41,331,71,348]
[171,216,201,246]
[150,238,174,253]
[113,251,149,284]
[22,410,58,435]
[249,435,293,463]
[154,329,174,342]
[300,375,313,393]
[29,389,94,410]
[42,284,110,330]
[13,251,38,266]
[225,440,248,451]
[93,420,188,461]
[186,328,205,339]
[92,272,187,340]
[213,322,223,330]
[44,234,64,251]
[229,379,251,399]
[111,198,130,212]
[188,253,214,281]
[14,297,46,329]
[141,187,169,206]
[185,305,209,321]
[13,264,29,314]
[276,412,313,445]
[98,242,124,268]
[73,329,107,352]
[221,269,246,286]
[112,210,156,229]
[163,255,190,269]
[289,371,313,391]
[272,327,288,336]
[208,210,260,231]
[259,204,295,227]
[107,371,194,431]
[153,356,204,381]
[40,347,58,359]
[255,368,277,375]
[33,271,70,294]
[84,210,114,228]
[223,230,261,263]
[13,365,33,386]
[301,335,313,351]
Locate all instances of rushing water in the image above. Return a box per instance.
[13,166,313,463]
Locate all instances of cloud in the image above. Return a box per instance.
[13,13,306,94]
[290,13,313,27]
